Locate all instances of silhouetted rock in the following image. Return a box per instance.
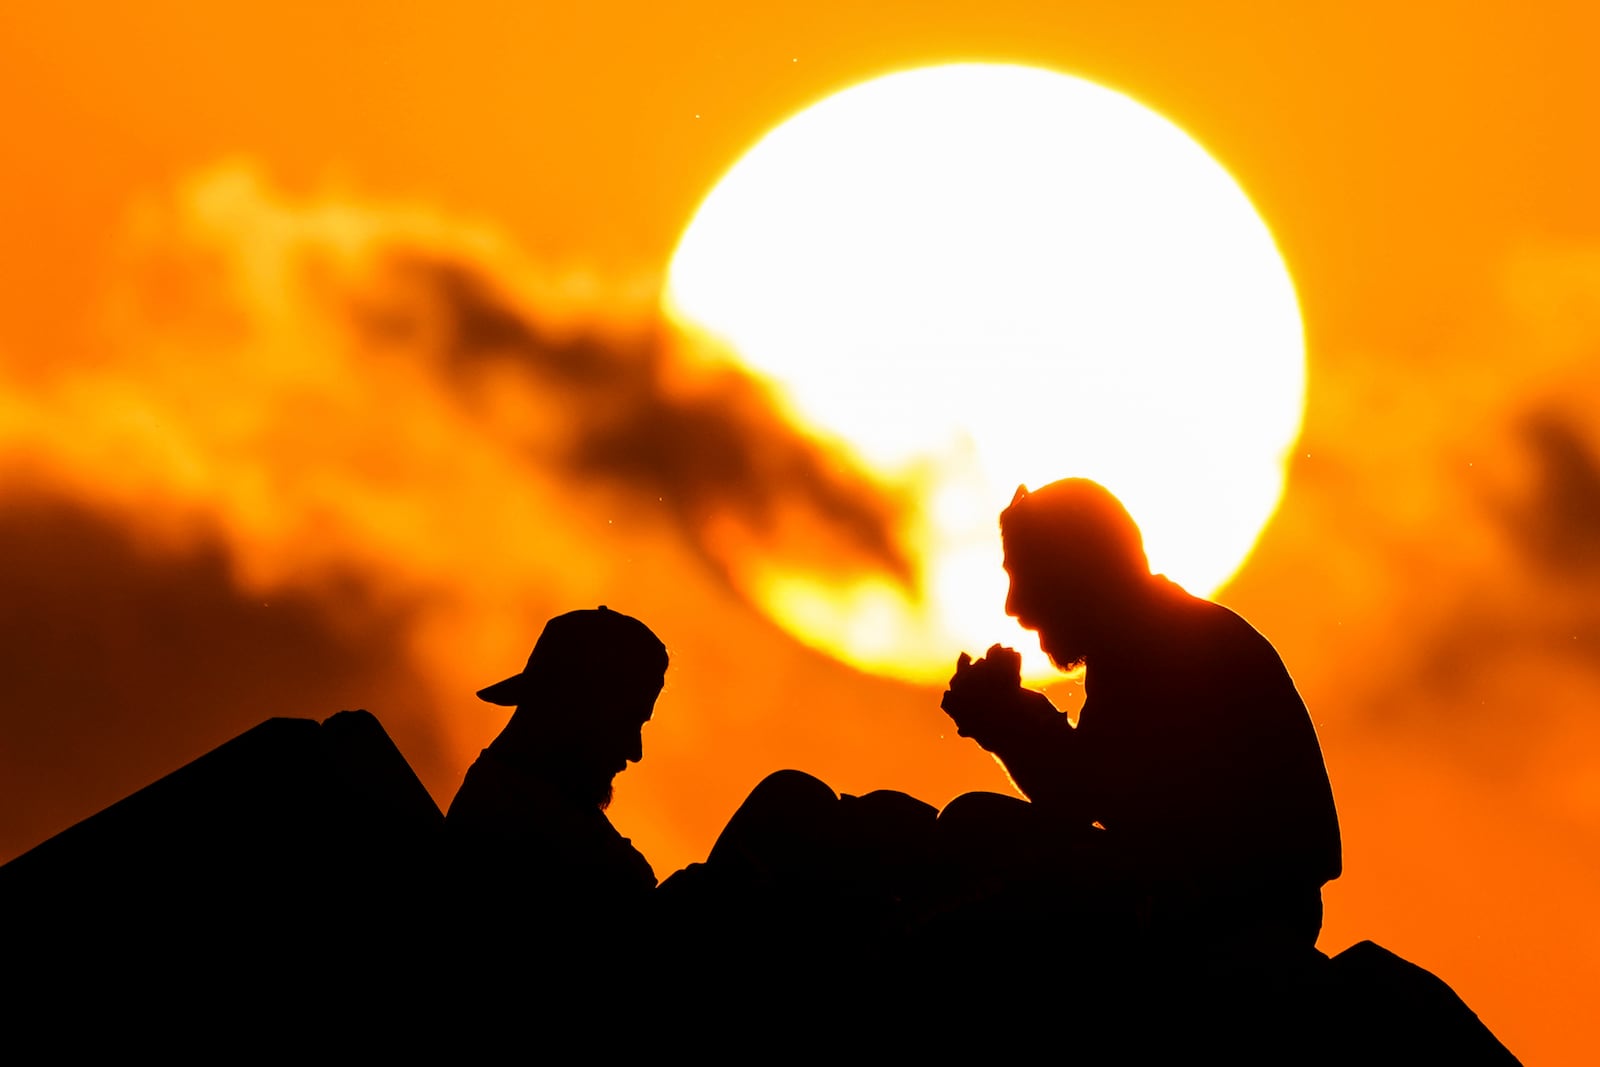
[1,709,442,1007]
[1322,940,1522,1063]
[0,711,1521,1063]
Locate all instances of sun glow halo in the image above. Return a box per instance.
[666,64,1305,684]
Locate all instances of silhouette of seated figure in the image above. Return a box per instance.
[445,606,665,943]
[940,479,1342,950]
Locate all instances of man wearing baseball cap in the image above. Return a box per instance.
[444,606,667,932]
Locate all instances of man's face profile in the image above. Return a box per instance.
[591,672,663,774]
[555,670,662,809]
[1003,538,1089,673]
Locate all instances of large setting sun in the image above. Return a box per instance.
[665,63,1305,683]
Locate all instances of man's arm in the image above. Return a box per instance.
[940,646,1094,822]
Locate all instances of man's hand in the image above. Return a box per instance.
[940,644,1058,752]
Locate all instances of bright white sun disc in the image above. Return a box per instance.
[666,63,1305,684]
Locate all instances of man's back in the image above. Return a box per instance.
[1077,577,1341,898]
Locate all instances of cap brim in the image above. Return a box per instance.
[476,674,525,706]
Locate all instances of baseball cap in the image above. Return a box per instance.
[476,606,667,706]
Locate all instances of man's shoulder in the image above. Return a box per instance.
[446,750,576,833]
[1151,577,1295,679]
[1154,576,1269,637]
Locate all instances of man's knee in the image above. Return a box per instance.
[706,769,841,876]
[744,769,838,811]
[937,791,1036,855]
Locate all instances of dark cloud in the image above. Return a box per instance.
[0,167,919,864]
[1502,411,1600,578]
[0,486,441,863]
[1392,409,1600,702]
[569,364,913,583]
[1229,247,1600,767]
[351,251,912,584]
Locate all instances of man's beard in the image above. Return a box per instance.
[1048,651,1087,675]
[548,762,617,810]
[577,774,616,811]
[1041,632,1088,676]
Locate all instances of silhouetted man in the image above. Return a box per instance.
[941,479,1341,948]
[445,606,665,932]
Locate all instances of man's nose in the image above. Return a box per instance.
[626,730,644,764]
[1005,584,1019,618]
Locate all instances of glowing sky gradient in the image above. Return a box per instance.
[2,5,1597,1061]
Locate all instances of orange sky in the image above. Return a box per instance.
[2,3,1597,1060]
